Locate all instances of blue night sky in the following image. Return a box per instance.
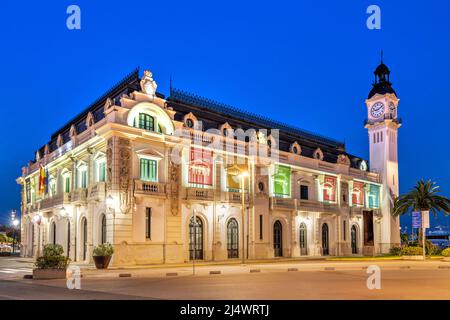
[0,1,449,230]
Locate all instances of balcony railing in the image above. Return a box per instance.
[38,192,71,211]
[87,182,106,201]
[134,180,167,197]
[71,188,87,204]
[186,187,214,201]
[270,197,297,210]
[225,191,249,203]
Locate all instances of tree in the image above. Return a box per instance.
[393,179,450,242]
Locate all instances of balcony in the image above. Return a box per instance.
[270,197,296,211]
[185,187,214,201]
[38,192,71,211]
[87,182,106,201]
[224,191,249,203]
[297,199,339,214]
[71,188,87,204]
[134,180,167,198]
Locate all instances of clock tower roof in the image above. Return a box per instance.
[368,55,397,99]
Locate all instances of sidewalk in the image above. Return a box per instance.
[74,257,450,279]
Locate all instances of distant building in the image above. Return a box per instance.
[18,62,401,265]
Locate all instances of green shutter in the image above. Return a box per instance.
[140,159,157,182]
[273,165,291,197]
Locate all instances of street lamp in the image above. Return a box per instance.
[238,171,249,264]
[10,210,19,254]
[106,195,114,209]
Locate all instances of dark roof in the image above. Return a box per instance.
[368,61,397,99]
[167,88,367,169]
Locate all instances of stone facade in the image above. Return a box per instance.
[17,66,400,266]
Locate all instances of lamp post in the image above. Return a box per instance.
[11,210,18,254]
[422,210,429,261]
[238,171,249,264]
[33,214,42,257]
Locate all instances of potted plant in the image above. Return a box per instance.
[33,244,70,279]
[93,243,114,269]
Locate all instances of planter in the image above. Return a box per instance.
[93,255,112,269]
[33,268,67,280]
[402,255,425,261]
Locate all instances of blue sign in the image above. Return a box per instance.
[412,211,422,228]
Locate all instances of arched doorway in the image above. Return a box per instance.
[351,225,358,254]
[81,218,87,261]
[227,218,239,258]
[189,216,203,260]
[322,223,329,256]
[51,221,56,245]
[299,222,307,255]
[273,220,283,257]
[100,214,107,244]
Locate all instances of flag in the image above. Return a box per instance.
[38,165,47,195]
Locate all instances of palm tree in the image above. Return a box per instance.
[393,179,450,245]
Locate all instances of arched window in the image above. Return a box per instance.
[189,216,203,260]
[77,163,88,189]
[227,218,239,259]
[299,223,307,255]
[134,113,155,131]
[81,218,87,261]
[101,214,107,244]
[273,220,283,257]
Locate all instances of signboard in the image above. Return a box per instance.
[422,211,430,228]
[412,211,421,228]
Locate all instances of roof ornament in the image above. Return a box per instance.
[140,70,157,98]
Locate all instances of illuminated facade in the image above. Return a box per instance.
[18,64,400,266]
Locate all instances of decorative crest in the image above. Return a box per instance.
[140,70,157,97]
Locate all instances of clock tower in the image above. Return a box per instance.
[365,57,401,253]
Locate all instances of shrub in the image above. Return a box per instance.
[401,246,423,256]
[35,244,70,270]
[93,243,114,257]
[389,246,403,256]
[425,240,441,255]
[441,248,450,257]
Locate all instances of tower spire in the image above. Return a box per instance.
[380,50,384,63]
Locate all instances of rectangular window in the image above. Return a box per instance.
[343,220,347,241]
[259,214,263,240]
[25,179,31,204]
[80,170,87,188]
[64,176,71,193]
[300,185,309,200]
[98,162,106,182]
[145,208,152,239]
[140,158,157,182]
[273,165,291,197]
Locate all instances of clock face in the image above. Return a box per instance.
[370,102,385,118]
